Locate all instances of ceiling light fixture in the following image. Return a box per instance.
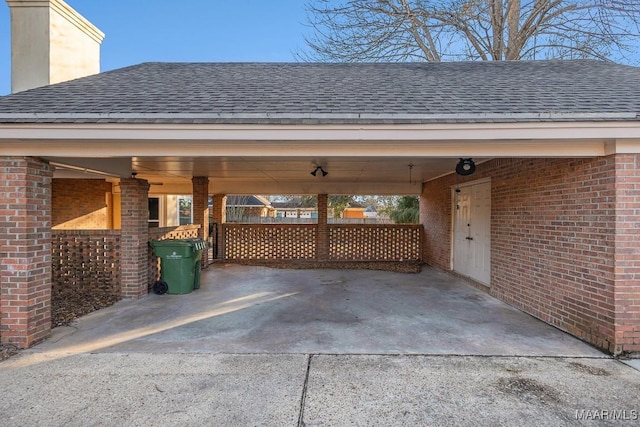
[311,166,328,177]
[456,158,476,176]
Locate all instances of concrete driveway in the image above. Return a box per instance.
[1,265,639,426]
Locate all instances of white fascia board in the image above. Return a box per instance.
[2,121,640,140]
[0,138,610,157]
[1,121,639,157]
[605,139,640,154]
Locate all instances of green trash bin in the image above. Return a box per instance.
[149,238,206,295]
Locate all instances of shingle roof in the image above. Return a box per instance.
[0,60,638,124]
[226,195,271,207]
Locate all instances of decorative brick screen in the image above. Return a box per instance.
[148,225,201,285]
[51,230,122,294]
[225,224,317,260]
[223,223,421,262]
[329,225,422,261]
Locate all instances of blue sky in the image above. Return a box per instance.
[0,0,311,95]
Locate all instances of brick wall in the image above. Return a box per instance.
[421,156,630,353]
[613,154,640,354]
[52,179,113,229]
[421,178,453,270]
[0,157,53,348]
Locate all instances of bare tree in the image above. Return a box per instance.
[301,0,640,63]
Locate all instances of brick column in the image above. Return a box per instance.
[317,194,329,261]
[613,153,640,355]
[0,157,53,348]
[192,176,209,267]
[120,178,150,299]
[211,194,226,260]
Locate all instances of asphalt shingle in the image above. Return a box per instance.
[0,60,638,124]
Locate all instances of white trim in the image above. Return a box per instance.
[450,177,492,270]
[450,178,492,284]
[1,112,636,121]
[7,0,105,43]
[2,120,640,136]
[1,122,639,143]
[605,139,640,154]
[450,177,492,190]
[2,122,639,159]
[0,139,613,157]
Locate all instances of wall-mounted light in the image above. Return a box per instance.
[456,158,475,176]
[311,166,328,177]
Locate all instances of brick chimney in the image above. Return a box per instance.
[6,0,104,93]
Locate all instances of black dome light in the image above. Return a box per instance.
[456,158,476,176]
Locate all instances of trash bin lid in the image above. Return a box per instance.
[150,238,206,251]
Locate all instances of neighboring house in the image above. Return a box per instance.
[0,0,639,355]
[271,202,318,220]
[225,195,274,222]
[363,206,379,219]
[342,201,366,219]
[270,200,365,220]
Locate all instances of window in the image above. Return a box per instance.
[178,196,192,225]
[148,198,160,228]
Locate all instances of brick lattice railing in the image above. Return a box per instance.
[52,230,122,295]
[223,223,422,262]
[51,225,202,297]
[225,224,317,260]
[50,223,419,304]
[329,224,422,261]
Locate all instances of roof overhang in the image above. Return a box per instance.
[1,121,639,195]
[2,121,640,156]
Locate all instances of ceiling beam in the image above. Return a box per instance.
[147,180,422,196]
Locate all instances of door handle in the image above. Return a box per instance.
[466,237,474,240]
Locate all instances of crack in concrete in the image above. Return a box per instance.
[297,354,313,427]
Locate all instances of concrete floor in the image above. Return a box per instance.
[4,265,640,426]
[36,264,603,357]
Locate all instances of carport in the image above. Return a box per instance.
[1,60,640,356]
[0,2,639,354]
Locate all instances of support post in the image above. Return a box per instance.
[120,178,150,299]
[317,194,329,261]
[211,194,227,260]
[192,176,210,267]
[0,157,52,348]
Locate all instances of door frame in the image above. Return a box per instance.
[450,177,491,282]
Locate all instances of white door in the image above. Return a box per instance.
[453,180,491,285]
